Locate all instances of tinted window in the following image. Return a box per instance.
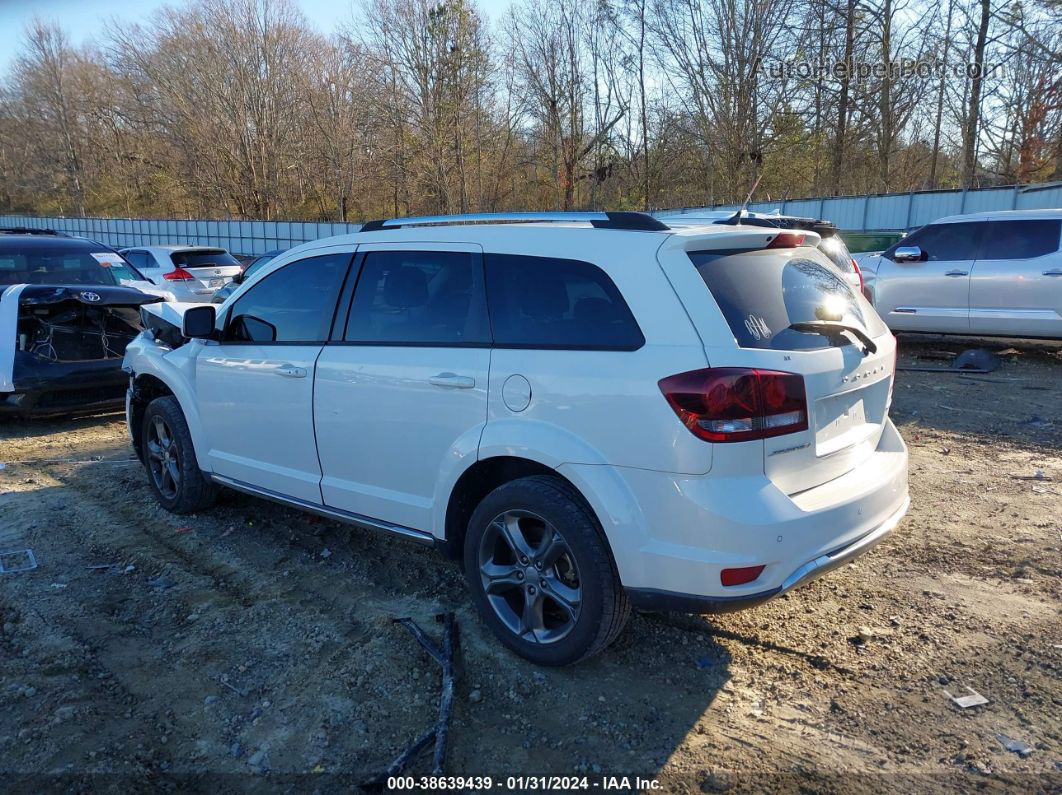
[0,246,120,286]
[344,251,489,345]
[486,254,644,349]
[171,249,239,267]
[123,250,150,269]
[886,222,982,261]
[689,248,887,351]
[980,219,1060,260]
[226,253,350,343]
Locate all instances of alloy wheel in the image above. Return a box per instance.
[145,415,181,500]
[478,509,582,644]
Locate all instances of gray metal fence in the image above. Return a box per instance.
[3,183,1061,250]
[0,214,362,256]
[658,182,1062,231]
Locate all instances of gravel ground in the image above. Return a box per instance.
[0,336,1059,793]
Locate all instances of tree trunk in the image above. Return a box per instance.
[961,0,991,187]
[830,0,856,195]
[637,0,649,210]
[929,0,955,188]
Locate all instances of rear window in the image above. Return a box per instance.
[486,254,644,350]
[0,247,120,286]
[170,249,239,267]
[816,234,855,273]
[689,247,886,350]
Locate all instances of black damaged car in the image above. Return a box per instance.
[0,229,161,417]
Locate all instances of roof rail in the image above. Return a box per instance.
[359,211,669,232]
[0,226,64,236]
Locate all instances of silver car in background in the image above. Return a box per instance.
[119,245,242,302]
[870,209,1062,339]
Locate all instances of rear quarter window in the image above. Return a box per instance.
[689,247,887,350]
[485,254,644,350]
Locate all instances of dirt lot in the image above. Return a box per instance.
[1,336,1060,793]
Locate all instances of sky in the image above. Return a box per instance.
[0,0,509,75]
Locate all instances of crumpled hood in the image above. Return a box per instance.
[15,284,163,307]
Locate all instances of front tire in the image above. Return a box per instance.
[463,475,630,665]
[141,396,217,514]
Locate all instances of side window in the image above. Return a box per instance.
[344,250,489,345]
[124,251,149,269]
[980,220,1061,260]
[886,222,983,261]
[485,254,644,350]
[226,253,350,343]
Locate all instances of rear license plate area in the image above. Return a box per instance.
[815,391,869,455]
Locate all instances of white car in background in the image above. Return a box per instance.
[119,245,241,303]
[872,209,1062,338]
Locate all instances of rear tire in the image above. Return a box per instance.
[141,396,218,514]
[463,475,630,665]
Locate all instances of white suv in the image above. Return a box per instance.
[122,212,909,665]
[119,245,242,302]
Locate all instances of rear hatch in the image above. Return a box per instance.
[657,230,895,494]
[170,249,242,291]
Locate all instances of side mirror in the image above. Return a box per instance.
[893,246,923,263]
[232,271,245,285]
[182,305,216,338]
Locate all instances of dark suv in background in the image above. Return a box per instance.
[0,229,159,416]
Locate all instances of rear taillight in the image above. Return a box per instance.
[163,267,195,282]
[658,368,808,443]
[766,231,805,248]
[850,257,865,293]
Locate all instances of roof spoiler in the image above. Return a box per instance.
[713,215,838,237]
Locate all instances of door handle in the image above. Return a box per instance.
[944,270,968,277]
[274,364,307,378]
[1042,269,1062,277]
[429,372,475,389]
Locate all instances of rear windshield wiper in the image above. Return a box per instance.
[789,321,878,355]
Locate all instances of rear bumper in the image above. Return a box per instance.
[626,494,908,612]
[566,418,909,610]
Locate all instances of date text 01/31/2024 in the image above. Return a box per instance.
[386,775,663,791]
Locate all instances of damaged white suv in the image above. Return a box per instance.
[123,212,909,665]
